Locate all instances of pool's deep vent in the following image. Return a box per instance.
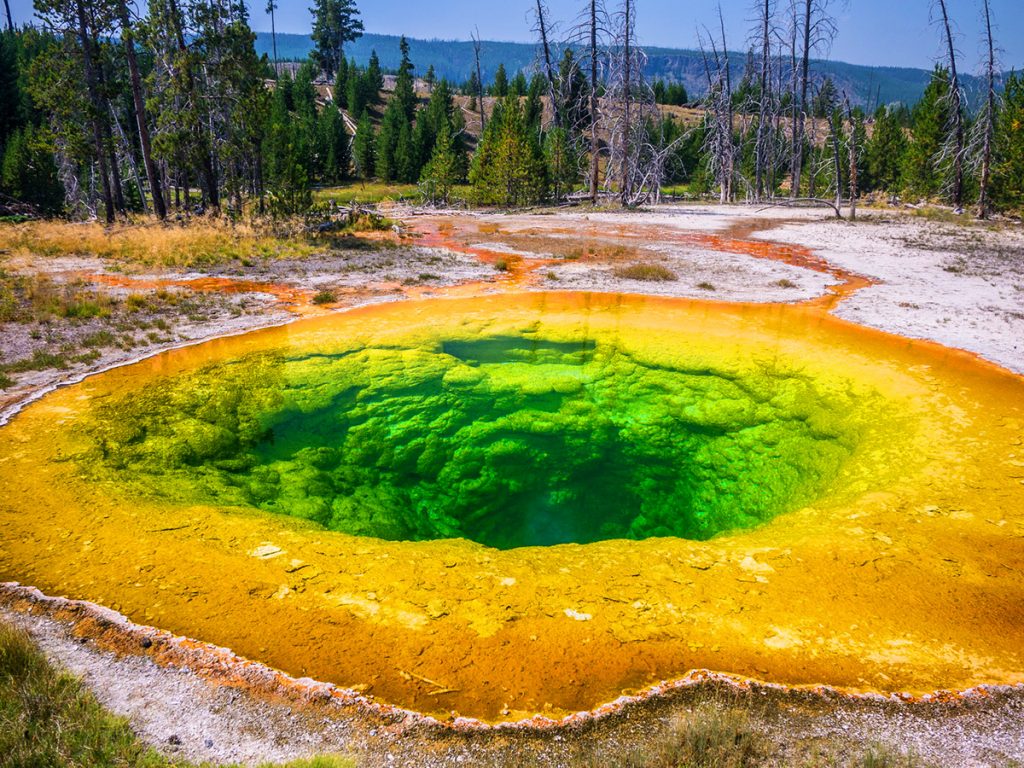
[84,333,861,548]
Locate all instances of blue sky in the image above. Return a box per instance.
[9,0,1022,70]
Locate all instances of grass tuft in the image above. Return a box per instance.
[856,743,922,768]
[613,263,677,282]
[611,702,762,768]
[0,621,183,767]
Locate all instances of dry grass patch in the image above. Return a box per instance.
[0,218,321,270]
[613,262,677,282]
[607,702,762,768]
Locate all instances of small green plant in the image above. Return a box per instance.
[697,281,716,291]
[312,290,336,305]
[857,743,922,768]
[774,279,798,289]
[494,258,510,272]
[125,293,150,312]
[613,263,677,282]
[612,702,762,768]
[82,330,116,348]
[1,349,68,373]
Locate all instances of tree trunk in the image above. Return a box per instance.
[788,6,799,198]
[936,0,964,210]
[472,31,485,133]
[589,0,599,203]
[754,0,770,201]
[977,0,995,219]
[535,0,559,127]
[620,0,631,206]
[846,97,858,221]
[721,10,732,203]
[831,108,842,216]
[167,0,218,210]
[110,104,147,213]
[2,0,12,32]
[116,0,166,218]
[74,0,114,223]
[269,2,278,77]
[791,0,812,198]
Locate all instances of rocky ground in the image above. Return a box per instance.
[2,202,1023,766]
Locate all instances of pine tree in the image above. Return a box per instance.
[319,105,350,182]
[376,99,404,182]
[414,79,452,169]
[346,63,365,118]
[525,74,544,131]
[310,0,363,79]
[420,119,459,203]
[510,71,527,97]
[293,62,319,122]
[491,63,508,97]
[812,78,838,119]
[352,108,375,179]
[557,49,589,134]
[903,66,950,201]
[0,123,63,212]
[544,126,579,203]
[865,105,907,198]
[0,30,25,157]
[470,95,547,206]
[992,72,1024,210]
[395,119,415,182]
[393,36,416,123]
[366,50,383,99]
[333,56,348,108]
[424,64,436,91]
[265,82,311,215]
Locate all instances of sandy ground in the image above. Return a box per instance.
[2,203,1023,766]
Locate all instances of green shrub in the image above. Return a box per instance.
[613,263,677,282]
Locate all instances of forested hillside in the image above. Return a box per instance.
[255,31,995,109]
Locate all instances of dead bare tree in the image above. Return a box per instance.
[585,0,607,202]
[789,0,839,199]
[532,0,560,127]
[471,28,486,133]
[3,0,12,32]
[698,9,735,204]
[845,94,858,220]
[752,0,775,201]
[934,0,965,210]
[566,0,609,203]
[974,0,998,219]
[829,99,842,215]
[603,0,663,205]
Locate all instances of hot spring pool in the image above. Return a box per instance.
[1,292,1022,720]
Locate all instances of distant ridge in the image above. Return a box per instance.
[255,31,994,108]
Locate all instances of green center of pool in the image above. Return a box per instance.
[81,333,863,549]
